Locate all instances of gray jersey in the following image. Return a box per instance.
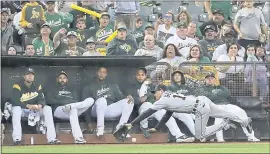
[151,91,197,113]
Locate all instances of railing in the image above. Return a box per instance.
[178,62,270,102]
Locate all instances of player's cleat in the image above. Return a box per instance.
[126,134,131,138]
[48,138,61,144]
[13,139,21,146]
[176,135,195,143]
[75,137,86,144]
[62,105,71,113]
[248,137,260,142]
[140,126,151,138]
[217,139,225,142]
[96,127,104,137]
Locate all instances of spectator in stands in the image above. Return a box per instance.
[155,12,176,44]
[187,22,200,41]
[195,72,260,142]
[106,24,138,56]
[166,22,197,58]
[13,1,28,46]
[199,9,227,37]
[20,0,46,46]
[7,46,17,55]
[82,38,101,56]
[175,10,202,40]
[212,30,246,61]
[45,1,72,37]
[46,71,94,144]
[138,23,164,49]
[24,44,35,56]
[134,35,163,60]
[233,0,269,49]
[244,45,269,101]
[114,1,140,31]
[69,0,98,29]
[33,23,54,56]
[132,17,144,44]
[11,68,61,145]
[1,8,13,55]
[75,18,93,48]
[198,25,223,59]
[83,67,134,137]
[204,0,232,21]
[216,42,244,79]
[53,29,86,56]
[187,45,210,62]
[89,12,113,48]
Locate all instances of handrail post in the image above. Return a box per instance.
[252,63,257,97]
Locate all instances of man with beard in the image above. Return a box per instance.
[11,68,61,145]
[33,23,54,56]
[46,71,94,144]
[53,29,86,56]
[166,22,197,58]
[212,28,246,61]
[89,12,114,48]
[83,67,134,137]
[198,25,223,59]
[199,9,228,37]
[1,8,13,55]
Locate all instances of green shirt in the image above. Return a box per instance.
[76,29,94,48]
[210,0,232,20]
[45,12,67,37]
[55,42,85,56]
[33,38,54,56]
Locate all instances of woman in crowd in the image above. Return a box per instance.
[7,46,17,55]
[187,45,210,63]
[244,44,269,101]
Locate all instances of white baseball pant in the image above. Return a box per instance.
[54,98,94,139]
[172,113,195,136]
[91,98,134,131]
[214,104,257,141]
[12,105,56,142]
[139,102,184,138]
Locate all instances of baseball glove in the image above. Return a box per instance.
[113,124,132,142]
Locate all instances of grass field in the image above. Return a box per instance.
[2,143,270,153]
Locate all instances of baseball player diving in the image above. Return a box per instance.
[113,84,252,141]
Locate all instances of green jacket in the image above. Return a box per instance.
[168,82,194,96]
[89,23,114,42]
[106,37,138,56]
[33,38,54,56]
[82,78,124,105]
[11,81,45,108]
[195,85,231,104]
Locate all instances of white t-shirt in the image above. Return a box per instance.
[165,35,197,58]
[157,24,176,44]
[212,44,246,61]
[216,54,244,79]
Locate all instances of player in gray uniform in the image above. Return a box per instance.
[114,84,252,141]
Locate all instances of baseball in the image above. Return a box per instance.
[131,138,137,142]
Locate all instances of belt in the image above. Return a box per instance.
[192,100,199,114]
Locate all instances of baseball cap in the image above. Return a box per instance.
[86,38,95,44]
[67,31,77,37]
[204,25,216,32]
[46,1,55,4]
[1,8,10,15]
[41,23,50,29]
[57,71,68,77]
[117,24,127,31]
[176,21,188,28]
[25,68,35,75]
[100,12,110,18]
[145,23,154,30]
[205,72,215,78]
[212,9,224,16]
[137,67,147,74]
[151,84,168,93]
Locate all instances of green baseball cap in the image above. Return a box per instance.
[176,21,188,28]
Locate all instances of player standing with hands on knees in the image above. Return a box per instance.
[83,67,134,137]
[11,68,61,145]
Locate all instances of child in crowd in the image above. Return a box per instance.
[82,38,101,56]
